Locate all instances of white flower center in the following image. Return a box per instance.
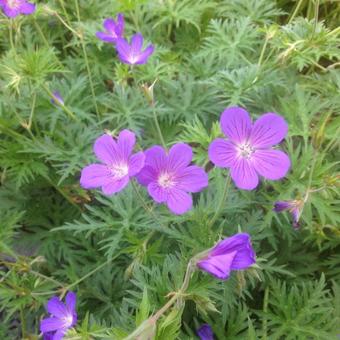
[62,314,73,328]
[110,163,129,179]
[237,142,254,159]
[158,172,174,189]
[8,0,20,8]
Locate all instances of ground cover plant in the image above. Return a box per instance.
[0,0,339,339]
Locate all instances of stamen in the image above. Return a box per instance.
[110,163,129,179]
[158,172,174,189]
[237,142,254,159]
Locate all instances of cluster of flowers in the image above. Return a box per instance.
[80,106,291,213]
[2,5,297,339]
[96,14,154,65]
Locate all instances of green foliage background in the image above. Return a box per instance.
[0,0,339,339]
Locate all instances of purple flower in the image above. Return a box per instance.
[0,0,35,18]
[136,143,208,215]
[197,233,256,280]
[197,324,214,340]
[209,107,290,190]
[40,292,77,340]
[96,14,124,43]
[51,91,64,106]
[115,33,154,65]
[80,130,145,195]
[274,200,303,229]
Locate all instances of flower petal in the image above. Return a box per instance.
[220,107,252,143]
[197,324,214,340]
[167,188,192,215]
[147,182,168,203]
[40,317,64,333]
[65,292,76,313]
[2,5,20,17]
[144,145,167,172]
[210,233,252,256]
[230,158,259,190]
[134,45,154,64]
[53,330,66,340]
[208,138,237,168]
[252,149,290,180]
[131,33,144,54]
[136,165,158,186]
[128,151,145,176]
[46,297,67,318]
[116,38,131,60]
[176,166,208,192]
[102,176,129,195]
[80,164,111,189]
[116,13,124,36]
[273,201,291,212]
[103,18,116,33]
[20,2,35,15]
[93,134,119,165]
[197,251,237,280]
[250,113,288,148]
[117,129,136,160]
[168,143,193,171]
[96,32,116,43]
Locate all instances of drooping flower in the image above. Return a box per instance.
[115,33,154,65]
[197,233,256,280]
[0,0,35,18]
[51,91,64,106]
[96,14,124,43]
[80,130,145,195]
[40,292,77,340]
[274,199,303,229]
[209,107,290,190]
[197,324,214,340]
[136,143,208,215]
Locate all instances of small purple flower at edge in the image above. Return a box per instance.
[40,291,77,340]
[197,233,256,280]
[209,107,290,190]
[51,91,64,106]
[197,324,214,340]
[136,143,208,215]
[96,14,124,43]
[80,130,145,195]
[274,200,303,229]
[115,33,154,65]
[0,0,35,18]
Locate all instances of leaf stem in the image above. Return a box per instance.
[262,286,269,340]
[152,107,166,149]
[74,0,100,118]
[208,174,231,228]
[288,0,305,24]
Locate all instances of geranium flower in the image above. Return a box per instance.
[136,143,208,214]
[209,107,290,190]
[274,200,303,228]
[80,130,145,195]
[96,14,124,43]
[197,233,256,280]
[115,33,154,65]
[40,292,77,340]
[197,324,214,340]
[0,0,35,18]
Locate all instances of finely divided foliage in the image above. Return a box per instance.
[0,1,339,340]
